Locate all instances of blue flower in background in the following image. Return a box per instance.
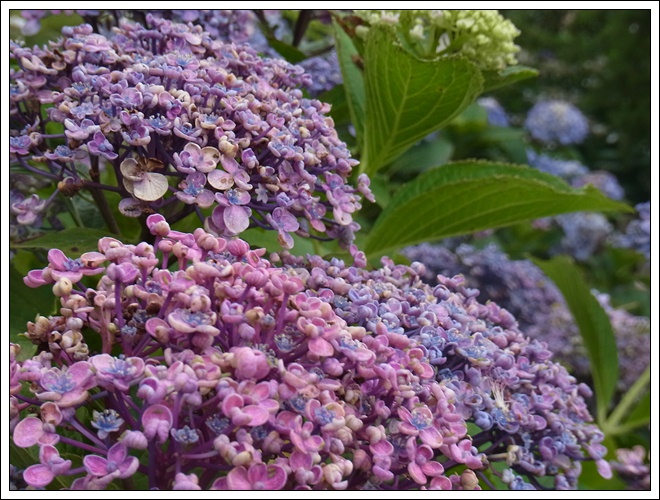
[525,99,589,145]
[477,97,510,127]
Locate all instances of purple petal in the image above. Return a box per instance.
[47,249,69,269]
[408,462,427,485]
[255,464,287,490]
[242,405,269,426]
[223,205,250,234]
[226,466,252,490]
[207,170,234,190]
[107,442,127,464]
[12,417,43,447]
[23,464,55,488]
[118,456,140,478]
[420,426,444,448]
[84,455,110,476]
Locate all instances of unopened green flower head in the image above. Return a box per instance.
[355,9,521,70]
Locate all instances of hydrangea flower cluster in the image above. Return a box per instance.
[477,97,510,127]
[554,212,614,262]
[10,15,371,248]
[16,9,261,46]
[402,242,650,390]
[11,217,610,490]
[526,149,626,261]
[524,100,589,145]
[526,150,589,182]
[609,446,650,490]
[613,201,651,263]
[298,51,343,96]
[354,10,521,70]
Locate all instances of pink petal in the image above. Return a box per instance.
[24,269,48,287]
[210,477,229,490]
[408,462,427,485]
[67,361,92,383]
[107,443,127,464]
[308,337,334,357]
[289,450,312,471]
[369,439,394,456]
[219,154,239,173]
[256,464,287,490]
[242,405,269,426]
[84,455,110,476]
[223,205,250,234]
[58,387,89,408]
[39,444,60,463]
[421,461,445,477]
[226,466,252,490]
[221,393,244,416]
[429,476,452,490]
[23,464,55,488]
[118,456,140,478]
[196,190,215,208]
[47,249,69,268]
[13,417,44,447]
[420,427,444,448]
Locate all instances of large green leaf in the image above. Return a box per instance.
[534,256,620,422]
[364,161,632,258]
[334,20,366,146]
[386,134,454,177]
[361,26,483,175]
[10,227,109,254]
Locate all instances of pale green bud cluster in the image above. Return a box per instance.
[355,9,521,71]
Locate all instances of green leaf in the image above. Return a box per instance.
[622,391,651,429]
[361,25,483,175]
[10,263,57,359]
[10,227,110,254]
[10,440,39,470]
[318,84,351,125]
[264,37,308,63]
[481,65,539,92]
[534,256,619,422]
[386,134,454,177]
[364,160,632,258]
[604,366,650,434]
[334,20,366,146]
[240,227,316,257]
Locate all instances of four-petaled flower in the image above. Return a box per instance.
[211,188,252,234]
[23,445,72,488]
[215,463,287,490]
[83,443,139,482]
[37,361,95,407]
[398,406,443,448]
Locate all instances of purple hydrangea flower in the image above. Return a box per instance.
[524,100,589,145]
[10,15,372,248]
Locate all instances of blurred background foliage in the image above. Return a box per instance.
[496,10,650,204]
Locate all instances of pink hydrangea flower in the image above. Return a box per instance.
[83,443,139,482]
[37,361,95,407]
[23,445,72,488]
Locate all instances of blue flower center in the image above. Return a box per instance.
[314,407,335,425]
